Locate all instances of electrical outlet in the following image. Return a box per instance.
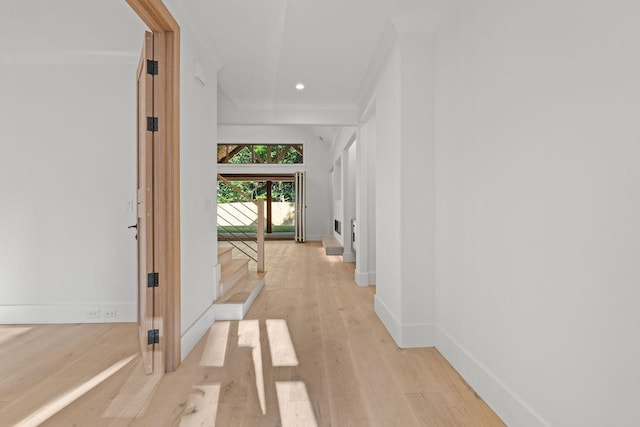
[104,309,117,318]
[87,310,100,319]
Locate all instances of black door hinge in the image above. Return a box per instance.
[146,116,158,132]
[147,272,159,288]
[147,329,160,345]
[146,59,158,75]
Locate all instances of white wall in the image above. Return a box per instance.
[178,33,219,358]
[434,1,640,425]
[371,43,402,340]
[399,31,436,346]
[218,125,331,240]
[332,157,343,243]
[328,127,358,258]
[364,31,437,348]
[343,141,357,262]
[0,58,140,323]
[355,114,377,286]
[162,1,221,359]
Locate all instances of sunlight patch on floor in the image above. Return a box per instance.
[102,357,161,418]
[201,321,230,367]
[14,354,136,427]
[275,381,318,427]
[179,384,221,427]
[0,326,32,345]
[266,319,299,367]
[238,320,266,415]
[184,320,315,424]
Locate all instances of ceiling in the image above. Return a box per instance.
[1,0,433,129]
[179,0,430,112]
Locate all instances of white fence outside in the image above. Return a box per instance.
[217,202,294,226]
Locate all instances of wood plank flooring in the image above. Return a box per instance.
[0,323,140,426]
[0,241,504,426]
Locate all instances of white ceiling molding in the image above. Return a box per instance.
[233,100,358,112]
[218,84,239,109]
[218,164,305,175]
[330,126,358,156]
[360,91,377,125]
[218,99,359,127]
[219,83,359,126]
[311,126,340,146]
[354,6,442,118]
[217,136,304,145]
[354,22,399,118]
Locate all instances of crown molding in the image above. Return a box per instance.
[354,8,442,118]
[218,100,359,126]
[353,22,398,118]
[232,99,358,112]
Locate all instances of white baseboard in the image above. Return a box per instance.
[214,275,266,321]
[403,322,435,347]
[181,303,216,361]
[306,234,324,241]
[0,303,136,324]
[435,325,548,426]
[374,296,401,342]
[374,296,434,347]
[214,304,243,321]
[355,270,368,286]
[342,252,356,263]
[355,269,376,286]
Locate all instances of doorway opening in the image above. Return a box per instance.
[217,174,296,241]
[127,0,181,373]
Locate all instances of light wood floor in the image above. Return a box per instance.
[0,241,504,426]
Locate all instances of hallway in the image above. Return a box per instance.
[3,242,504,426]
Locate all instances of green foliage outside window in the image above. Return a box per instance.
[220,144,303,164]
[217,181,295,203]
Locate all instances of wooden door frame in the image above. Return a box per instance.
[126,0,181,372]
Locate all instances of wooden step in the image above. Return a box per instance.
[218,246,233,265]
[322,236,344,256]
[214,271,266,320]
[219,259,249,296]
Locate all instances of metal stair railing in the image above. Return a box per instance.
[217,175,265,272]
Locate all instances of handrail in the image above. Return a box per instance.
[216,174,265,272]
[218,174,253,201]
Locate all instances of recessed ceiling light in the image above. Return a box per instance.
[295,82,305,91]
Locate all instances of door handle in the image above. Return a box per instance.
[128,224,138,229]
